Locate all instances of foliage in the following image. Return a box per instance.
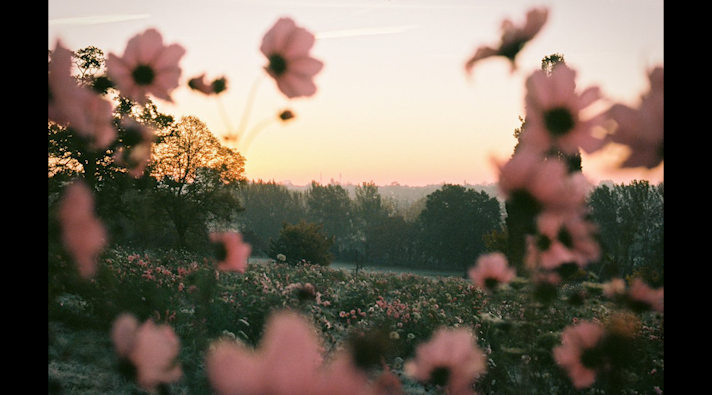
[267,220,335,266]
[48,248,665,395]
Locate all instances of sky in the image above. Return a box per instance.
[48,0,664,187]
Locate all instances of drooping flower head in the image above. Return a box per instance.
[58,181,107,279]
[260,17,324,98]
[522,64,607,156]
[606,66,664,169]
[405,327,486,395]
[468,252,516,292]
[465,7,549,74]
[111,313,183,392]
[188,73,227,95]
[210,231,252,272]
[107,28,186,105]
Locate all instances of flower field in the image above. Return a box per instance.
[48,248,664,395]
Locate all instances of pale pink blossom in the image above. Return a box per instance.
[405,327,486,395]
[111,313,182,392]
[188,74,227,95]
[627,278,664,313]
[496,148,591,214]
[607,66,664,169]
[58,181,107,279]
[113,118,155,178]
[521,64,607,155]
[210,232,252,272]
[525,211,600,272]
[313,352,370,395]
[602,278,627,299]
[48,40,116,150]
[368,370,405,395]
[206,311,324,395]
[553,321,605,389]
[468,252,515,291]
[107,28,186,105]
[465,7,549,74]
[260,17,324,98]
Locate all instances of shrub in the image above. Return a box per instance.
[267,220,335,266]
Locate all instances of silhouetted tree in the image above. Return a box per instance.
[417,184,502,270]
[306,182,355,259]
[267,220,335,266]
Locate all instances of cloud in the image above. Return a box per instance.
[48,14,151,26]
[315,24,418,39]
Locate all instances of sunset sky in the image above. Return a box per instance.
[48,0,664,187]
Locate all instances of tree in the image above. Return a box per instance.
[306,182,355,259]
[417,184,502,270]
[236,180,307,255]
[149,116,246,249]
[267,221,335,266]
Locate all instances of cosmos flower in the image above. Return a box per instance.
[107,28,186,105]
[113,118,155,178]
[626,278,664,313]
[405,327,486,395]
[468,252,515,292]
[210,232,252,272]
[58,181,107,279]
[553,321,605,389]
[188,73,227,95]
[206,310,324,395]
[111,313,182,392]
[521,64,607,156]
[525,211,600,273]
[465,7,549,74]
[48,40,116,150]
[606,66,664,169]
[496,148,591,215]
[260,17,324,98]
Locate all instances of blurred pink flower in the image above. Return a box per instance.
[206,311,324,395]
[130,318,183,391]
[521,64,607,155]
[260,17,324,98]
[314,352,370,395]
[210,232,252,272]
[111,313,140,359]
[58,181,107,279]
[48,40,116,150]
[113,118,155,178]
[607,66,664,169]
[553,321,605,389]
[468,252,515,292]
[405,327,486,395]
[525,211,600,272]
[188,73,227,95]
[496,148,591,214]
[628,278,664,313]
[465,7,549,74]
[107,28,186,105]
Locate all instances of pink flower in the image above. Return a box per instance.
[521,64,607,155]
[206,311,324,395]
[627,278,664,313]
[607,66,664,169]
[468,252,515,291]
[525,211,600,272]
[210,232,252,272]
[465,7,549,74]
[553,321,605,389]
[111,313,183,392]
[188,73,227,95]
[49,40,116,150]
[260,17,324,98]
[496,148,591,214]
[405,327,486,395]
[58,181,107,279]
[113,118,155,178]
[107,28,186,105]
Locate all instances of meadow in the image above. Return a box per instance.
[48,248,664,395]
